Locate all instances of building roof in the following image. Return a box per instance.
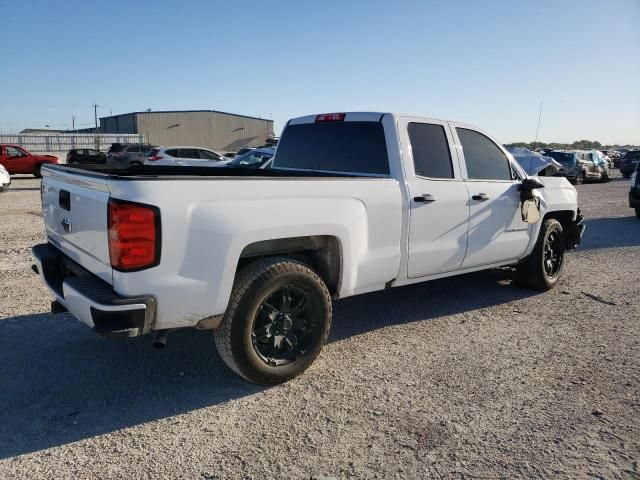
[100,110,273,123]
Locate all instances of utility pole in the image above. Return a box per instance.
[93,103,100,150]
[93,103,99,132]
[72,115,76,131]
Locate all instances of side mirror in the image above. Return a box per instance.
[518,177,545,191]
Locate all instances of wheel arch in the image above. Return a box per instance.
[237,235,343,297]
[542,209,579,249]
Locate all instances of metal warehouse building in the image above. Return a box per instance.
[99,110,274,153]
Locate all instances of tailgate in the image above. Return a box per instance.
[41,167,113,284]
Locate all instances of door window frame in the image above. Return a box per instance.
[449,123,520,183]
[398,116,464,181]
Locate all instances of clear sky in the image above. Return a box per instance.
[1,0,638,144]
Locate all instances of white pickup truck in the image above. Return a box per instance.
[32,112,584,385]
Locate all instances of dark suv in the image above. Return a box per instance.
[66,148,106,164]
[620,151,640,178]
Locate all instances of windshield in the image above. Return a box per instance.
[547,151,576,164]
[229,149,274,168]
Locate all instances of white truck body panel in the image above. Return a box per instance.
[106,177,403,329]
[41,168,113,284]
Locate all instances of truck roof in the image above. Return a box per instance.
[288,112,457,125]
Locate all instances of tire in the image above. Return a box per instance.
[623,173,631,179]
[214,257,332,385]
[601,171,610,183]
[636,208,640,220]
[573,172,584,185]
[33,164,42,178]
[516,218,566,291]
[130,161,142,167]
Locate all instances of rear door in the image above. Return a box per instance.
[452,125,530,268]
[42,168,113,284]
[398,117,470,277]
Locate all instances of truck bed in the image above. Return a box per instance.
[45,163,369,180]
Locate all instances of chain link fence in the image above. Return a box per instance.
[0,133,145,153]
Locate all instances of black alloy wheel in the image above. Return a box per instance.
[543,229,564,279]
[252,284,316,366]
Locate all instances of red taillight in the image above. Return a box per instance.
[108,199,160,271]
[149,155,162,161]
[315,113,346,122]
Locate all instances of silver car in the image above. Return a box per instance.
[107,144,155,166]
[145,146,227,167]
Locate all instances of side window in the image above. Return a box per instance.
[179,149,199,159]
[165,149,178,157]
[6,147,24,157]
[407,123,454,179]
[457,128,512,180]
[199,149,221,160]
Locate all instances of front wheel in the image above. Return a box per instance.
[601,171,610,182]
[516,218,566,291]
[636,208,640,220]
[214,257,332,385]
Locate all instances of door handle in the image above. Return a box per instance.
[414,193,436,203]
[472,193,490,201]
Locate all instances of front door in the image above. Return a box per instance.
[4,146,31,173]
[452,126,531,268]
[400,118,470,278]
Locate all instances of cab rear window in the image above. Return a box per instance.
[275,122,389,175]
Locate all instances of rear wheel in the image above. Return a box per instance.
[573,172,585,185]
[33,164,42,178]
[214,257,332,385]
[516,218,566,291]
[130,161,142,167]
[636,208,640,220]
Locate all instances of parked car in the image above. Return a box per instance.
[226,147,275,169]
[0,164,10,191]
[0,144,58,177]
[629,163,640,219]
[32,111,584,385]
[548,150,609,184]
[107,144,155,167]
[145,146,227,167]
[67,148,107,165]
[620,150,640,178]
[505,147,562,176]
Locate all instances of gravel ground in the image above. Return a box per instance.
[1,173,639,479]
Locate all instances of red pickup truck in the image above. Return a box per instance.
[0,145,59,177]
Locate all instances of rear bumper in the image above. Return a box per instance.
[31,243,156,338]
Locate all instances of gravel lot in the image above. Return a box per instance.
[1,172,639,479]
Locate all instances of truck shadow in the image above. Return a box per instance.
[0,267,536,459]
[330,267,534,342]
[0,316,262,459]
